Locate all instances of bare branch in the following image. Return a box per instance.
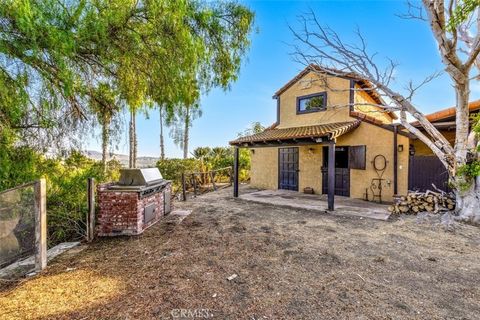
[397,1,428,21]
[403,70,444,100]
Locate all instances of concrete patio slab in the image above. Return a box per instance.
[239,189,391,221]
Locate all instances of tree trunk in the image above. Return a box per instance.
[183,106,190,159]
[159,106,165,160]
[454,79,471,164]
[133,111,137,168]
[101,118,109,173]
[129,109,137,168]
[455,178,480,224]
[452,78,480,222]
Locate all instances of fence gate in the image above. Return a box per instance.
[408,155,450,192]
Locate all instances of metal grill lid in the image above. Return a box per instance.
[118,168,163,186]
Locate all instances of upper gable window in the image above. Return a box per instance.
[296,92,327,114]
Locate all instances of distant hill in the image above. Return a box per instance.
[84,150,160,168]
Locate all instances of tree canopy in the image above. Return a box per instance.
[0,0,254,151]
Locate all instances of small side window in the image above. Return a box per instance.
[297,92,327,114]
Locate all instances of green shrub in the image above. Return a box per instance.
[156,158,201,181]
[1,148,121,247]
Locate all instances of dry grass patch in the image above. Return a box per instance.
[1,186,479,319]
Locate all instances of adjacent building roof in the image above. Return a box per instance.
[412,99,480,125]
[229,120,361,146]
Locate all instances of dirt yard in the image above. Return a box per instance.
[1,186,480,320]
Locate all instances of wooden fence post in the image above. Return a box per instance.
[192,173,198,197]
[210,171,217,191]
[34,178,47,271]
[181,173,187,201]
[87,178,95,242]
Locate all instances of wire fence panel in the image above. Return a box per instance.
[0,183,36,269]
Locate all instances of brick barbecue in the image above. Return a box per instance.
[97,168,172,236]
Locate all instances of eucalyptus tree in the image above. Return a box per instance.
[167,103,202,159]
[159,104,166,160]
[90,83,121,171]
[290,1,480,223]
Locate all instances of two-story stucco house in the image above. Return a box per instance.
[229,65,412,205]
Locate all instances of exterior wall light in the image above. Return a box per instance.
[308,148,315,154]
[250,149,255,154]
[398,144,404,152]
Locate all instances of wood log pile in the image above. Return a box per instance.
[388,190,456,215]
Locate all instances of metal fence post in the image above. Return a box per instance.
[87,178,95,242]
[34,178,47,271]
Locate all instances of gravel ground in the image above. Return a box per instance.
[1,186,479,320]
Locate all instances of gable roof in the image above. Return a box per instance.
[273,64,396,119]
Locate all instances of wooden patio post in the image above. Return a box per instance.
[34,178,47,271]
[233,147,239,197]
[87,178,95,242]
[327,141,335,211]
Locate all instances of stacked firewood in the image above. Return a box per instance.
[388,190,456,215]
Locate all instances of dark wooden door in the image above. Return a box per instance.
[322,146,350,196]
[279,147,299,191]
[322,168,350,196]
[409,155,450,192]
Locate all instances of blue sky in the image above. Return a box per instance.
[87,0,480,158]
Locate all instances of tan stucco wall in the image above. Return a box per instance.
[277,71,352,128]
[353,85,393,124]
[249,122,409,202]
[250,147,278,190]
[412,130,455,156]
[298,145,323,194]
[336,122,409,202]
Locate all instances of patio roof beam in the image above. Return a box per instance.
[233,139,326,148]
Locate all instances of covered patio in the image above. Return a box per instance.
[238,189,391,221]
[230,120,364,210]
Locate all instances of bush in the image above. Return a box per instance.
[156,146,252,194]
[156,158,201,181]
[1,148,121,247]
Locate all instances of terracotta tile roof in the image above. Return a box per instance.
[350,111,414,138]
[411,99,480,125]
[229,120,361,146]
[265,122,278,130]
